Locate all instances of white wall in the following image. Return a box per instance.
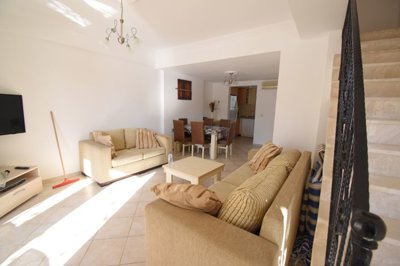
[162,70,205,136]
[253,84,277,145]
[156,20,341,153]
[0,34,161,179]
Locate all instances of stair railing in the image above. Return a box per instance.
[325,0,387,265]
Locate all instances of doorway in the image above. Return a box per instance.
[229,86,257,137]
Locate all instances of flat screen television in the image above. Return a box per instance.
[0,94,26,135]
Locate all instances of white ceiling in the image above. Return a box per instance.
[0,0,398,82]
[167,52,281,82]
[133,0,292,47]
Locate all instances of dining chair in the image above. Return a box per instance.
[191,121,210,159]
[173,120,191,156]
[178,118,188,125]
[217,122,236,158]
[219,119,231,128]
[203,117,213,126]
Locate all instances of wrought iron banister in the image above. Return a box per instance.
[325,0,386,265]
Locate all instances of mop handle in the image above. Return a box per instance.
[50,111,67,179]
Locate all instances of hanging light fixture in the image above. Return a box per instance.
[105,0,138,48]
[224,71,238,86]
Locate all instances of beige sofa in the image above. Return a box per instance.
[79,128,172,185]
[145,148,311,266]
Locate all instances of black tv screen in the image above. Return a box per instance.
[0,94,26,135]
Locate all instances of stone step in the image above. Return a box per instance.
[326,117,400,146]
[329,97,400,120]
[332,62,400,80]
[369,144,400,177]
[366,119,400,146]
[331,78,400,98]
[333,49,400,66]
[324,142,400,178]
[361,28,400,42]
[361,37,400,52]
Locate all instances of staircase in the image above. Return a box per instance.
[312,28,400,266]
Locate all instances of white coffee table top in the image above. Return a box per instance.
[163,156,224,184]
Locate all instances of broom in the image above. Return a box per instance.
[50,111,80,189]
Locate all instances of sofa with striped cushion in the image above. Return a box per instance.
[145,148,311,266]
[79,128,172,185]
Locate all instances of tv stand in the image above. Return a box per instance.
[0,166,43,218]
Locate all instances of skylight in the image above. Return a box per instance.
[47,0,91,27]
[83,0,117,18]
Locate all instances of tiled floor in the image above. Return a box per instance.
[0,137,258,266]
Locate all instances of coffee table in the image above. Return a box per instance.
[163,156,224,185]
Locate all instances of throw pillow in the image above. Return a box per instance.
[92,131,117,159]
[136,128,161,149]
[150,183,222,216]
[248,142,282,173]
[217,165,289,233]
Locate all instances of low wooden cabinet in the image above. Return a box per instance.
[0,166,43,218]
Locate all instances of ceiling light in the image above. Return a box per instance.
[105,0,138,48]
[224,71,238,86]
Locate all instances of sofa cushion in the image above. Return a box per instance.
[151,183,222,215]
[136,129,161,149]
[141,147,166,159]
[208,181,238,203]
[104,129,126,151]
[248,142,282,173]
[92,132,117,159]
[267,149,301,172]
[125,128,137,149]
[112,149,143,167]
[217,164,290,233]
[222,163,255,187]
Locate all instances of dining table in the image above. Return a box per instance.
[184,125,228,160]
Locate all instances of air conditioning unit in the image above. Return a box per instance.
[261,80,278,90]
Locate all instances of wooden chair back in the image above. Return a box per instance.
[219,119,231,128]
[226,122,236,145]
[191,121,205,145]
[203,118,213,126]
[173,120,185,142]
[178,118,188,125]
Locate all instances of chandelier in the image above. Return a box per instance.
[105,0,138,48]
[224,71,238,86]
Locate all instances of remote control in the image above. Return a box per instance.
[14,166,30,170]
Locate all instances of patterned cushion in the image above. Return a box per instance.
[217,164,290,233]
[248,142,282,173]
[103,129,126,151]
[136,128,160,149]
[151,183,222,215]
[92,132,116,159]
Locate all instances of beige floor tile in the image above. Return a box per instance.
[112,201,139,218]
[134,202,150,217]
[63,239,92,266]
[129,216,145,236]
[120,263,145,266]
[120,236,145,264]
[80,238,126,266]
[95,217,133,239]
[0,223,40,246]
[8,248,46,266]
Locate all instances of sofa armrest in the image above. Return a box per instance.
[79,140,112,179]
[248,148,259,161]
[155,134,172,155]
[145,199,278,266]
